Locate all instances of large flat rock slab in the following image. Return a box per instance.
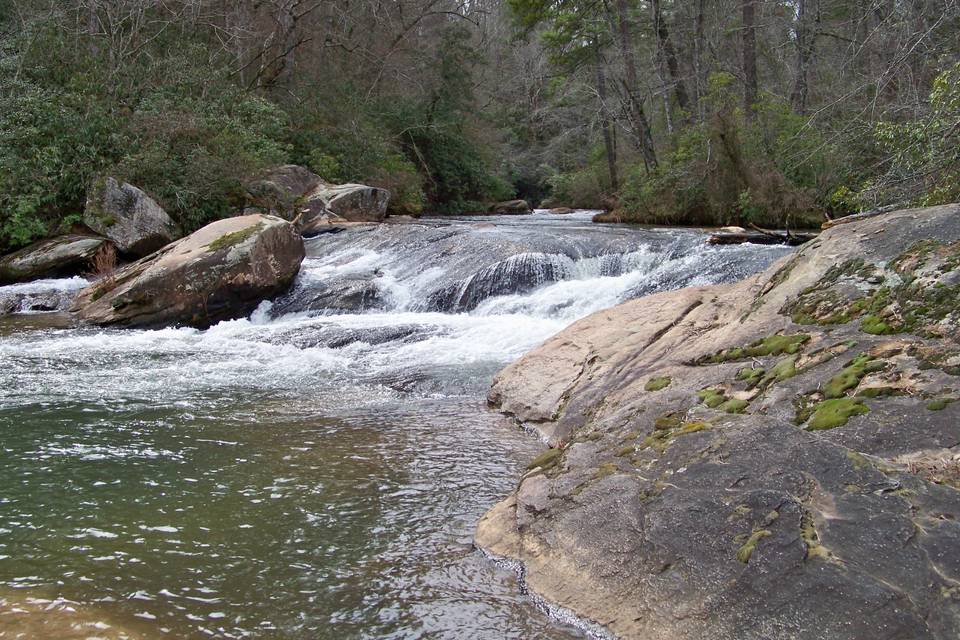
[480,203,960,639]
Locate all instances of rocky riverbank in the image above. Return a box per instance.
[478,203,960,639]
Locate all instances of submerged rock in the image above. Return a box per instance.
[0,235,108,284]
[480,203,960,639]
[73,215,304,328]
[83,177,182,257]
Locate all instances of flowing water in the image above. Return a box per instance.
[0,212,792,639]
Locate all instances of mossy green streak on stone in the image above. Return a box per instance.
[759,355,799,388]
[806,398,869,430]
[737,367,765,386]
[860,314,893,335]
[719,398,749,414]
[736,529,772,563]
[207,223,265,252]
[654,412,683,430]
[645,376,671,391]
[698,389,727,408]
[926,397,955,411]
[527,447,562,471]
[824,354,886,398]
[705,334,810,363]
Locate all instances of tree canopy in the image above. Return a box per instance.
[1,0,958,250]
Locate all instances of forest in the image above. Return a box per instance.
[1,0,958,252]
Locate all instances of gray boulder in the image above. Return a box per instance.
[490,199,531,214]
[84,178,181,257]
[245,165,390,232]
[73,214,304,328]
[0,235,109,284]
[245,165,325,218]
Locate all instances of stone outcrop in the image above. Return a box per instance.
[245,165,390,232]
[73,214,303,328]
[479,203,960,640]
[0,235,109,284]
[84,178,181,257]
[490,199,532,215]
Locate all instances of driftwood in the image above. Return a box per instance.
[708,223,818,246]
[821,204,903,229]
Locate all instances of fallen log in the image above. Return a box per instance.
[708,229,818,246]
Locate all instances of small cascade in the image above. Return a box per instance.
[0,277,89,314]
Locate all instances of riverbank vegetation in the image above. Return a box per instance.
[1,1,958,252]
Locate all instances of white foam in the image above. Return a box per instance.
[0,276,89,295]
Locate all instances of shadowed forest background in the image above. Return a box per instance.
[1,0,958,252]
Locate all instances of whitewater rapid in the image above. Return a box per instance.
[0,211,791,405]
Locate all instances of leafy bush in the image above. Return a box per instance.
[866,63,960,207]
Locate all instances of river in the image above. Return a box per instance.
[0,211,792,639]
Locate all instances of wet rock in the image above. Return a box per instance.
[271,274,387,315]
[73,215,303,328]
[490,199,532,215]
[83,178,181,257]
[547,207,575,215]
[479,203,960,640]
[0,235,108,284]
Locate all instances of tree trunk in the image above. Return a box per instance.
[614,0,658,171]
[651,0,691,117]
[596,59,619,192]
[694,0,706,121]
[790,0,819,114]
[741,0,758,119]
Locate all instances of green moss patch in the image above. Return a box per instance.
[806,398,869,430]
[737,367,765,387]
[527,447,563,471]
[206,223,265,251]
[823,354,886,399]
[860,314,893,335]
[654,411,684,430]
[719,398,749,414]
[697,388,727,408]
[639,420,711,454]
[704,334,810,364]
[645,376,672,392]
[926,397,956,411]
[801,511,829,560]
[736,529,772,563]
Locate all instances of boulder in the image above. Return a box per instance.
[479,203,960,640]
[298,183,390,230]
[73,214,304,328]
[245,165,390,231]
[84,178,181,257]
[490,199,532,215]
[245,165,325,218]
[0,235,109,284]
[547,207,575,215]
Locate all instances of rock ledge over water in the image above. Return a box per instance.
[480,203,960,640]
